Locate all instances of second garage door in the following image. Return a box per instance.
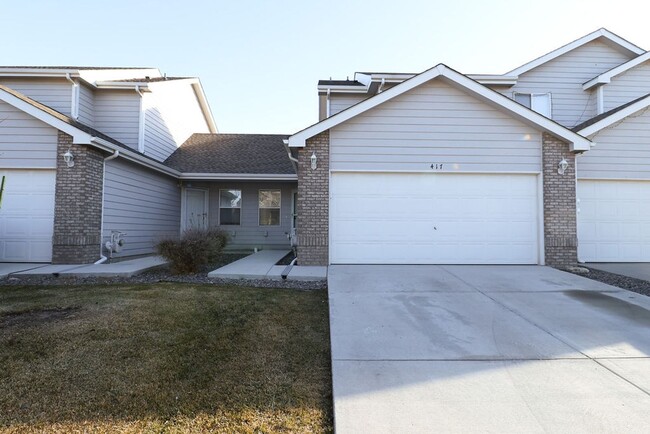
[330,172,539,264]
[578,180,650,262]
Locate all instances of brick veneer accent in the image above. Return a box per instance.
[542,133,577,267]
[297,131,329,265]
[52,131,104,264]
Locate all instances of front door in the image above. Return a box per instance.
[184,188,208,231]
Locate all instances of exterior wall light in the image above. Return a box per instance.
[558,158,569,175]
[310,151,317,170]
[63,149,75,168]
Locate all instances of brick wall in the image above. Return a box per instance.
[542,133,577,267]
[297,131,329,265]
[52,132,105,264]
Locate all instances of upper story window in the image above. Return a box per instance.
[219,189,242,225]
[514,93,552,118]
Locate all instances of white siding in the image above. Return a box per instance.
[330,79,542,173]
[329,94,369,116]
[94,90,141,149]
[103,159,181,257]
[603,61,650,112]
[500,40,634,128]
[578,108,650,180]
[0,78,72,115]
[77,83,95,126]
[189,181,294,250]
[143,82,211,162]
[0,101,58,169]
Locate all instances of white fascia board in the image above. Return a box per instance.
[317,85,368,94]
[289,64,591,152]
[583,51,650,90]
[94,81,152,91]
[0,88,93,144]
[577,94,650,137]
[507,28,645,77]
[190,81,218,133]
[90,137,181,177]
[354,73,372,86]
[468,74,519,86]
[0,70,80,78]
[179,173,297,181]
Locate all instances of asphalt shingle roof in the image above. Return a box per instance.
[572,92,650,132]
[165,133,295,175]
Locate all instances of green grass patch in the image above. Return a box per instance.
[0,283,332,433]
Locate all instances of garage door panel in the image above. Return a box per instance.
[331,173,539,264]
[0,170,55,262]
[578,180,650,262]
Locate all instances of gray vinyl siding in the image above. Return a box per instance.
[329,94,369,116]
[94,90,141,149]
[603,61,650,112]
[77,84,95,126]
[330,80,542,173]
[0,78,72,115]
[0,100,58,169]
[500,39,634,128]
[103,158,181,257]
[192,181,295,250]
[577,108,650,180]
[143,83,211,162]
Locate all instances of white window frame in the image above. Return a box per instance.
[258,189,281,226]
[513,92,552,118]
[218,189,242,226]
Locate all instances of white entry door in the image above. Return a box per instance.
[578,180,650,262]
[0,170,56,262]
[184,188,208,231]
[330,172,539,264]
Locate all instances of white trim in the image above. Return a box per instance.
[329,169,541,175]
[537,173,545,265]
[288,64,591,152]
[179,173,297,181]
[583,51,650,90]
[135,86,146,153]
[507,28,644,77]
[577,176,650,182]
[218,188,242,226]
[191,81,218,133]
[468,74,518,86]
[576,93,650,136]
[258,188,282,227]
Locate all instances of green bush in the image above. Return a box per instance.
[156,228,228,274]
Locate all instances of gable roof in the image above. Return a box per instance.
[288,64,592,152]
[165,133,296,180]
[0,85,179,176]
[583,51,650,89]
[573,92,650,136]
[506,28,645,77]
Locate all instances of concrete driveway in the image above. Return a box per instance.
[328,265,650,433]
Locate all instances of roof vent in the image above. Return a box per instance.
[145,76,150,80]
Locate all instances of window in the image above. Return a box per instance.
[219,189,241,225]
[514,92,552,118]
[259,190,281,226]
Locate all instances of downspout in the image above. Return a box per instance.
[95,149,120,264]
[377,77,386,93]
[326,88,331,118]
[135,85,146,153]
[65,73,79,119]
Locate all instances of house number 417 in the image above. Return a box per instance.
[430,163,444,170]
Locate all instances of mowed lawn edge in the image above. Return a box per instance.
[0,283,332,433]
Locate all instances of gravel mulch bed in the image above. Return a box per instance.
[0,253,326,290]
[567,266,650,297]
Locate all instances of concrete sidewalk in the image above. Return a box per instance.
[9,256,168,278]
[208,250,327,281]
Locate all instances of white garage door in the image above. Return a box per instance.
[0,170,55,262]
[330,172,539,264]
[578,180,650,262]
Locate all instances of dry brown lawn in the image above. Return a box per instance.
[0,283,332,433]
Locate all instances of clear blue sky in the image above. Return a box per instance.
[2,0,648,134]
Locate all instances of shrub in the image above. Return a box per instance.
[156,228,229,274]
